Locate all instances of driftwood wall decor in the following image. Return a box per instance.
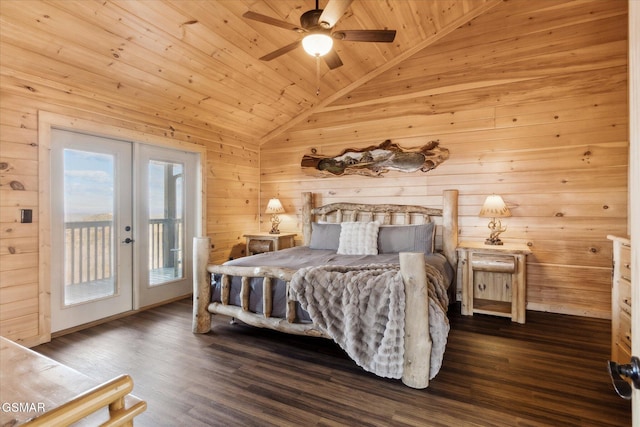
[301,139,449,177]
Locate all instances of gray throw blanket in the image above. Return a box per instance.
[290,263,449,380]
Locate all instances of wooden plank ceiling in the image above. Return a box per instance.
[0,0,500,145]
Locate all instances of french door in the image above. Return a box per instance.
[136,143,196,307]
[51,130,133,332]
[50,129,197,332]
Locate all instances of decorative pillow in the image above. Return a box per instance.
[337,221,380,255]
[309,222,341,250]
[377,223,436,255]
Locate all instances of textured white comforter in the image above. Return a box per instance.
[290,262,449,380]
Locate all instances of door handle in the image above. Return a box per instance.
[122,237,134,244]
[608,356,640,399]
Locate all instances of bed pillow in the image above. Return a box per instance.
[309,222,341,250]
[377,223,436,255]
[337,221,380,255]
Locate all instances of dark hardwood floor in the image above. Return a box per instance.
[34,299,630,426]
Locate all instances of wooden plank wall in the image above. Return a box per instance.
[0,15,260,345]
[260,0,629,319]
[1,105,260,347]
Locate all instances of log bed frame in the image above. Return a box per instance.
[193,189,458,388]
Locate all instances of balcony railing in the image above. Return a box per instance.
[64,220,112,286]
[148,218,183,271]
[64,219,183,288]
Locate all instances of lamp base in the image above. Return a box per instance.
[485,237,504,245]
[269,214,281,234]
[485,217,507,245]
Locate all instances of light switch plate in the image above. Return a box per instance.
[20,209,32,223]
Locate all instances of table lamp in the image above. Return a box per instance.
[479,194,511,245]
[265,198,285,234]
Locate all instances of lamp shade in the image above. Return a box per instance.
[479,195,511,218]
[302,33,333,57]
[265,198,285,214]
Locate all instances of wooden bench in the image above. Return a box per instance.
[0,336,146,426]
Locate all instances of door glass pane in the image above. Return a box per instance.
[63,149,116,305]
[148,160,184,286]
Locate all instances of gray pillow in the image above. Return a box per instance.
[309,222,341,250]
[377,223,435,254]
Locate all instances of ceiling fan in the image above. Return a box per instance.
[243,0,397,70]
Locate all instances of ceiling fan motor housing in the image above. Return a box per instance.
[301,9,331,30]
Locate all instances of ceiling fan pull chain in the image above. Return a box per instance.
[316,55,321,96]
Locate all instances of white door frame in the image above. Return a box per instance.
[37,112,206,342]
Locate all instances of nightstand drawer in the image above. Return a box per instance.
[471,253,516,273]
[618,278,631,315]
[244,232,296,256]
[248,239,273,254]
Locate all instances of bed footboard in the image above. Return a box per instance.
[192,237,328,337]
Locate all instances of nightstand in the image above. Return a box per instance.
[458,241,531,323]
[243,232,296,256]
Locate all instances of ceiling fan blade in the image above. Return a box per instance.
[243,11,303,32]
[318,0,353,28]
[259,40,302,61]
[333,29,396,43]
[323,50,343,70]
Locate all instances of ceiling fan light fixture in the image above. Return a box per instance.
[302,33,333,57]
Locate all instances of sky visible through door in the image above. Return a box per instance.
[64,150,173,221]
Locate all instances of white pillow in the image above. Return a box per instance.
[337,221,380,255]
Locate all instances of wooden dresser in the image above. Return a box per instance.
[609,235,632,365]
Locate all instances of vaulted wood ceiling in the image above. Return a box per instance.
[0,0,501,145]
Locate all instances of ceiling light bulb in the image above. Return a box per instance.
[302,33,333,57]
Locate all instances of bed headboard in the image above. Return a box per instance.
[301,189,459,269]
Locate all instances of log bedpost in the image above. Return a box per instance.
[400,252,431,389]
[263,277,273,318]
[442,189,459,304]
[302,192,313,246]
[442,189,459,270]
[193,237,212,333]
